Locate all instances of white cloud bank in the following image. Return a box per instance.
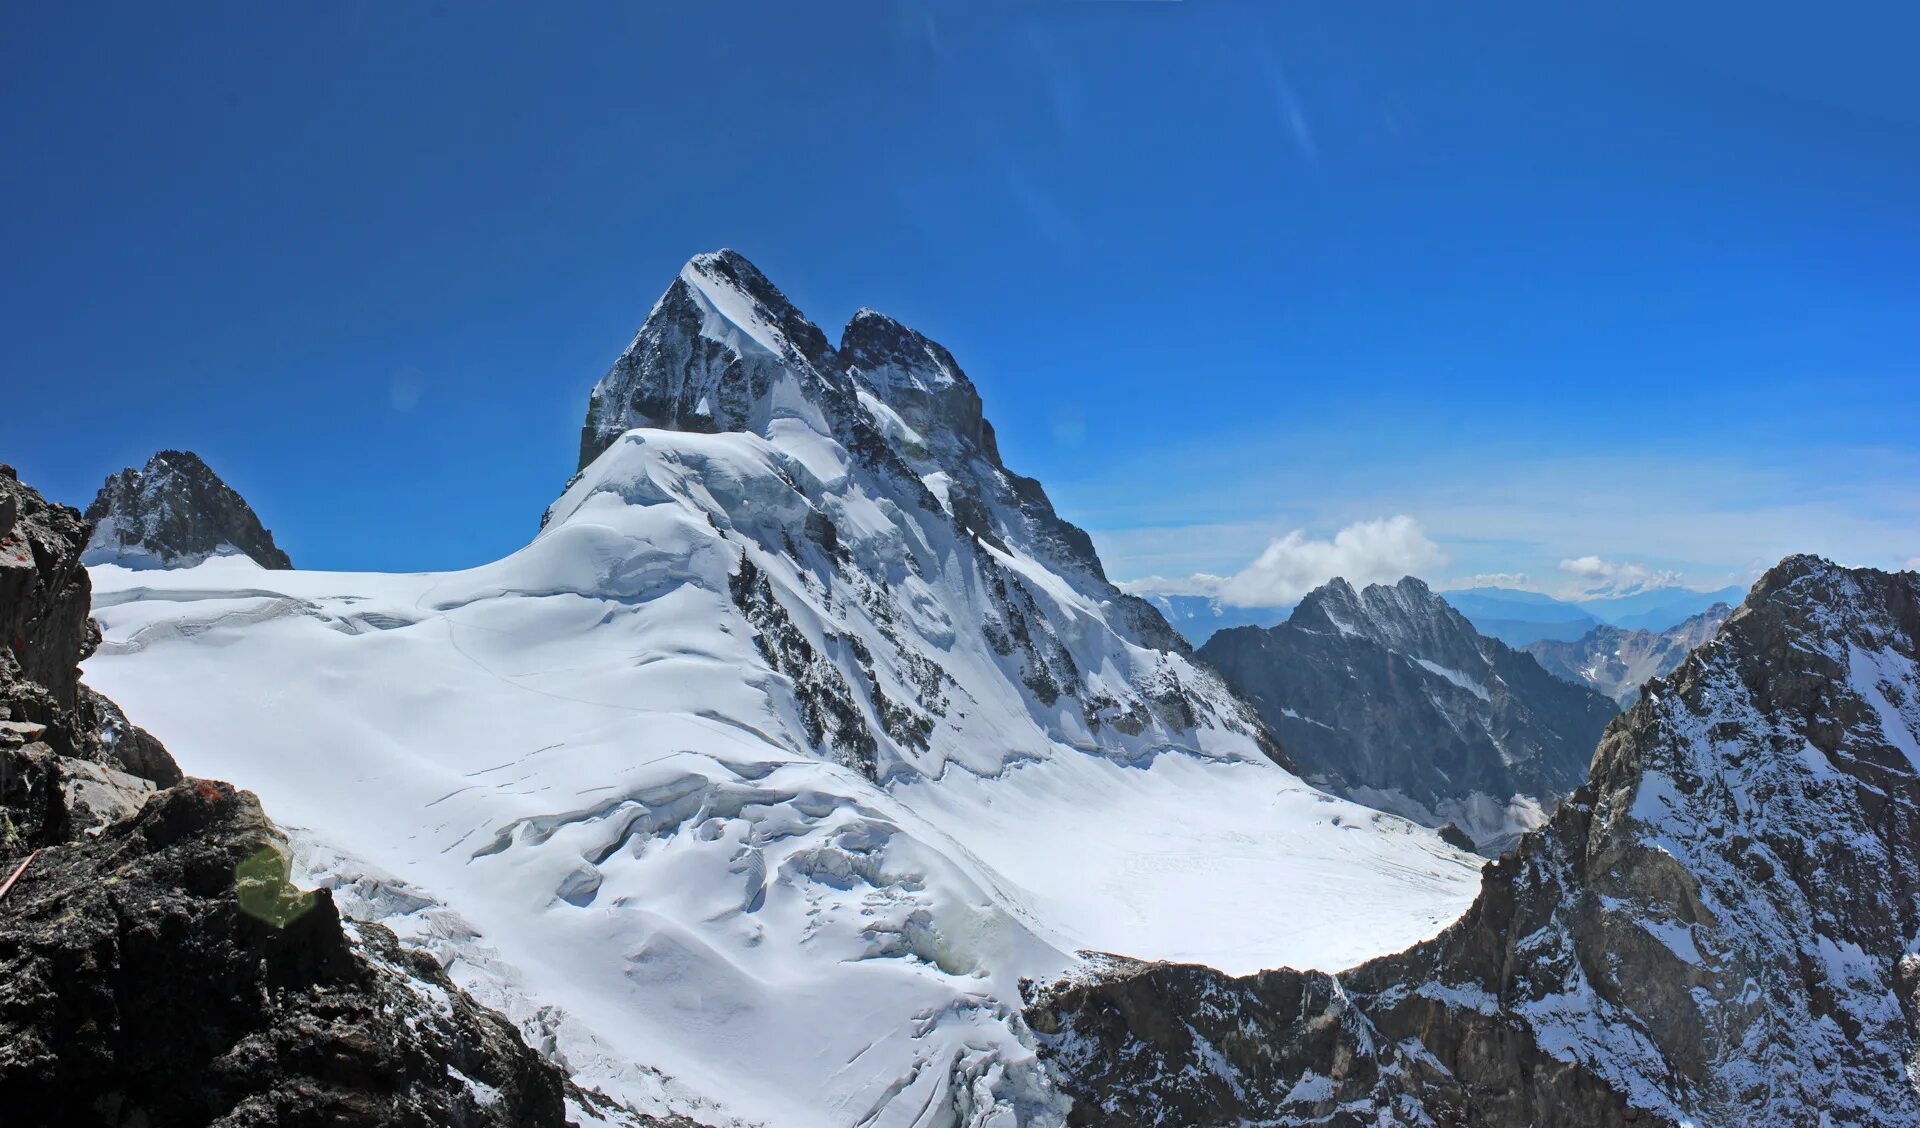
[1205,516,1444,607]
[1556,555,1685,599]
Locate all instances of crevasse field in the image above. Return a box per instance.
[87,524,1476,1126]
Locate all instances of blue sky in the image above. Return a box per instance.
[4,2,1916,596]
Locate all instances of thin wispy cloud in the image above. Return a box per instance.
[1118,572,1228,597]
[1255,45,1320,165]
[1448,572,1533,590]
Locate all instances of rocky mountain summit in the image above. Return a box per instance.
[578,251,1171,624]
[1029,556,1920,1127]
[1529,601,1733,705]
[1198,576,1619,849]
[569,249,1246,783]
[0,465,643,1126]
[83,449,292,569]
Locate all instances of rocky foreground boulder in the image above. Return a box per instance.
[1029,555,1920,1126]
[83,449,293,569]
[0,464,635,1127]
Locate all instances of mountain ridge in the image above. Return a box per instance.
[1029,554,1920,1126]
[1198,575,1620,849]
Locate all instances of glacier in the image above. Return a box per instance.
[83,251,1483,1127]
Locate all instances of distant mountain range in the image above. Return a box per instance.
[1139,581,1746,647]
[1444,584,1746,643]
[1526,602,1733,705]
[1134,592,1293,640]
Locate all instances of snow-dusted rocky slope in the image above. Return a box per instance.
[84,251,1482,1127]
[84,449,292,570]
[1528,601,1732,706]
[1030,556,1920,1127]
[1199,577,1619,850]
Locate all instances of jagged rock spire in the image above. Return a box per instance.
[83,450,291,570]
[577,249,848,470]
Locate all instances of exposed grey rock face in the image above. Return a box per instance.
[83,449,292,569]
[579,250,847,467]
[0,466,662,1127]
[840,307,997,461]
[567,250,1260,780]
[1198,576,1618,849]
[1529,602,1732,705]
[1028,556,1920,1127]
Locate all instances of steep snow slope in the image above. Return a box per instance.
[85,251,1482,1127]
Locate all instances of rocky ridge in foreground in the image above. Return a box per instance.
[0,465,636,1127]
[1030,556,1920,1126]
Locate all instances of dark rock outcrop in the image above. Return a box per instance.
[0,466,586,1126]
[0,780,569,1127]
[1029,556,1920,1127]
[1199,576,1618,849]
[1528,601,1732,706]
[84,449,292,569]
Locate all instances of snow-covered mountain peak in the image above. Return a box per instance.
[82,449,290,570]
[554,251,1273,785]
[841,308,972,398]
[578,249,851,469]
[679,248,836,366]
[84,252,1497,1127]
